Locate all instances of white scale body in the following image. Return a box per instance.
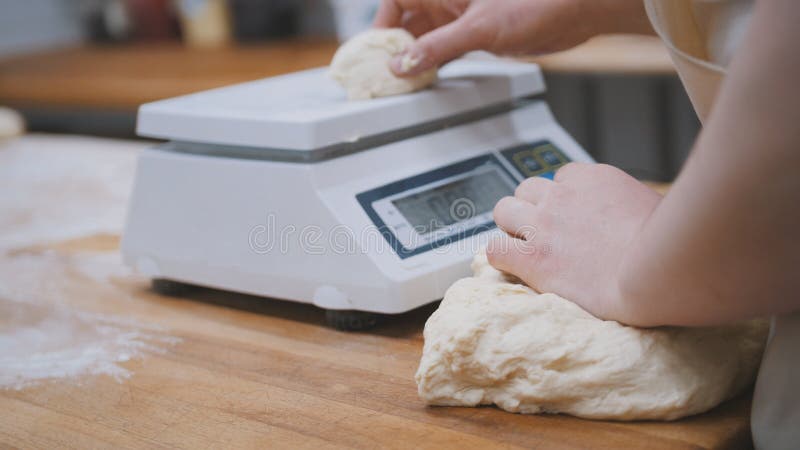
[122,57,593,315]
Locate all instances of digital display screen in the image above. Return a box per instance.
[391,168,512,235]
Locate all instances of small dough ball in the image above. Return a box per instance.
[0,107,25,139]
[330,28,438,100]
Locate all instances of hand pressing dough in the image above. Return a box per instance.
[416,253,768,421]
[330,28,438,100]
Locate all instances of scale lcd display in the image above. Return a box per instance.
[391,168,512,235]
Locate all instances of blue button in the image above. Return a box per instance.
[540,150,562,166]
[521,156,542,172]
[539,171,555,180]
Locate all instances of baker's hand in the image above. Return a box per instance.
[487,163,661,323]
[373,0,650,76]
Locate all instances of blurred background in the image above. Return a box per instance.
[0,0,699,181]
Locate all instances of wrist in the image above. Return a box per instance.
[614,232,663,328]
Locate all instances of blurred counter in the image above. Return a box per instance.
[0,35,694,181]
[0,35,672,111]
[0,39,340,110]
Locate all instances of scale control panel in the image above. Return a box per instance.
[500,141,570,179]
[357,140,571,259]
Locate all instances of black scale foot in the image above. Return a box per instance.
[325,309,381,331]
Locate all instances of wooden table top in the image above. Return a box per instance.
[0,35,674,111]
[0,39,340,111]
[0,232,753,449]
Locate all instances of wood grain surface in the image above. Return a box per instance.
[0,231,754,450]
[0,35,674,111]
[0,39,340,110]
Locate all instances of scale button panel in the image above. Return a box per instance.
[501,141,570,179]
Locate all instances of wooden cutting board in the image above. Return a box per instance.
[0,232,754,449]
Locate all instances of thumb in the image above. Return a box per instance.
[390,18,487,76]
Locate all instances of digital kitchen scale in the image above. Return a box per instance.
[122,56,593,330]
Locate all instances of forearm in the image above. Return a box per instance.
[616,0,800,327]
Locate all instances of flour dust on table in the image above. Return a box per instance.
[0,135,179,390]
[0,300,177,390]
[0,251,180,391]
[416,252,768,421]
[0,134,142,251]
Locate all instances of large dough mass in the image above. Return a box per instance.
[416,253,768,420]
[330,28,438,100]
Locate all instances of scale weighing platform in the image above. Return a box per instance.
[122,57,593,330]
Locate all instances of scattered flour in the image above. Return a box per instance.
[0,251,180,390]
[0,134,179,390]
[0,134,143,250]
[70,251,135,284]
[0,301,178,390]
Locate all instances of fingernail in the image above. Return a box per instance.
[389,54,406,75]
[391,50,426,76]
